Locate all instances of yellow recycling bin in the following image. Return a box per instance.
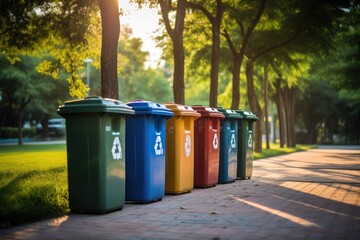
[164,103,200,194]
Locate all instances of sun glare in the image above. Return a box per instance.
[118,0,162,67]
[230,195,321,227]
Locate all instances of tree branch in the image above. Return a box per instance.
[239,0,267,57]
[253,28,302,61]
[235,17,245,38]
[159,0,175,40]
[185,2,214,24]
[222,29,238,56]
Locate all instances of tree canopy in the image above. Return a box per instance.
[0,0,358,146]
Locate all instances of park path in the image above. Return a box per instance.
[0,146,359,239]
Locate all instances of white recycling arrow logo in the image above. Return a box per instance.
[111,136,122,160]
[248,133,253,148]
[185,134,191,157]
[231,133,236,148]
[213,133,218,149]
[154,132,163,155]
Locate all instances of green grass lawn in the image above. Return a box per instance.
[0,142,315,229]
[254,143,316,160]
[0,144,69,228]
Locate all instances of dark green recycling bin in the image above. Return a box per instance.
[58,96,134,213]
[216,107,242,183]
[235,110,258,179]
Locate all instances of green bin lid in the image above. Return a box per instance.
[216,107,242,119]
[191,105,225,118]
[163,103,201,118]
[57,96,135,115]
[126,100,174,117]
[234,109,258,121]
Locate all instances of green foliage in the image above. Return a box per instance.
[0,0,101,99]
[118,26,172,103]
[0,144,68,228]
[0,0,52,54]
[296,7,360,145]
[119,68,173,103]
[0,128,36,139]
[0,55,54,120]
[0,55,69,130]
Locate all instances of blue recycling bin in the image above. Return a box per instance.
[125,100,174,203]
[216,107,242,183]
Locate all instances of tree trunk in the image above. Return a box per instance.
[275,79,286,148]
[185,0,222,106]
[289,87,296,146]
[17,113,23,145]
[159,0,186,104]
[272,114,277,143]
[209,0,222,107]
[209,23,220,107]
[98,0,120,100]
[17,97,33,145]
[264,65,270,149]
[246,60,262,152]
[172,31,185,104]
[230,56,241,109]
[283,85,296,147]
[41,114,50,138]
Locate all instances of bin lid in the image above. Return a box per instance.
[192,105,225,118]
[234,109,258,121]
[57,96,135,115]
[126,100,174,117]
[163,103,201,118]
[216,107,242,119]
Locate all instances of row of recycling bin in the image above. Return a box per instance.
[57,96,258,213]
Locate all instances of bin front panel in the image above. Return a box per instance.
[65,113,126,212]
[245,120,255,178]
[104,114,126,210]
[194,117,220,187]
[165,116,196,194]
[237,119,247,179]
[207,118,221,185]
[194,118,207,186]
[125,115,167,202]
[235,110,257,179]
[218,119,238,183]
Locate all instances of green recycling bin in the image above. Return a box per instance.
[235,110,258,179]
[58,96,134,213]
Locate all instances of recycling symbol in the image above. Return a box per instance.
[185,134,191,157]
[212,133,218,149]
[231,133,236,148]
[154,132,163,155]
[248,133,253,148]
[111,136,122,160]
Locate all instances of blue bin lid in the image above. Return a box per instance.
[216,107,242,119]
[127,100,174,117]
[192,105,225,118]
[57,96,134,115]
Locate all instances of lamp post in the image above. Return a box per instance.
[84,58,93,96]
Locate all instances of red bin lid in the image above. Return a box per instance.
[192,105,225,118]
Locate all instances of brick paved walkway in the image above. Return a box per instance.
[1,146,359,239]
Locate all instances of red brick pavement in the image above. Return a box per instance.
[0,146,359,239]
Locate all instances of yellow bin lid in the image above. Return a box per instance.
[163,103,201,118]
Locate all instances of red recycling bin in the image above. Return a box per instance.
[192,105,224,188]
